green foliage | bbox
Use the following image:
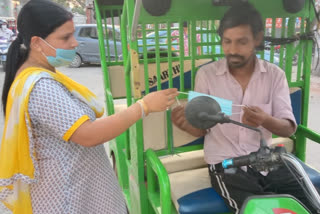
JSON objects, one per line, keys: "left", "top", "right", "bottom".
{"left": 52, "top": 0, "right": 86, "bottom": 15}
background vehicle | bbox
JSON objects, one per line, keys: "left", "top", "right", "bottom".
{"left": 94, "top": 0, "right": 320, "bottom": 213}
{"left": 70, "top": 24, "right": 122, "bottom": 68}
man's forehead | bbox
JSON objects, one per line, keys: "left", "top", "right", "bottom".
{"left": 222, "top": 25, "right": 254, "bottom": 39}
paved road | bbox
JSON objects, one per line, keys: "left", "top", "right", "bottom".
{"left": 1, "top": 65, "right": 320, "bottom": 213}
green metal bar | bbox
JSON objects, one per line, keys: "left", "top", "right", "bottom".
{"left": 210, "top": 20, "right": 215, "bottom": 56}
{"left": 297, "top": 17, "right": 305, "bottom": 81}
{"left": 179, "top": 21, "right": 185, "bottom": 91}
{"left": 146, "top": 149, "right": 172, "bottom": 214}
{"left": 120, "top": 5, "right": 132, "bottom": 106}
{"left": 126, "top": 0, "right": 140, "bottom": 99}
{"left": 166, "top": 110, "right": 174, "bottom": 154}
{"left": 111, "top": 10, "right": 118, "bottom": 61}
{"left": 94, "top": 0, "right": 114, "bottom": 115}
{"left": 295, "top": 15, "right": 313, "bottom": 162}
{"left": 103, "top": 15, "right": 112, "bottom": 62}
{"left": 295, "top": 125, "right": 320, "bottom": 161}
{"left": 284, "top": 17, "right": 295, "bottom": 83}
{"left": 126, "top": 1, "right": 150, "bottom": 213}
{"left": 293, "top": 42, "right": 302, "bottom": 82}
{"left": 120, "top": 6, "right": 128, "bottom": 59}
{"left": 167, "top": 21, "right": 173, "bottom": 89}
{"left": 301, "top": 21, "right": 312, "bottom": 127}
{"left": 120, "top": 7, "right": 132, "bottom": 167}
{"left": 155, "top": 23, "right": 162, "bottom": 90}
{"left": 123, "top": 56, "right": 132, "bottom": 160}
{"left": 112, "top": 134, "right": 130, "bottom": 188}
{"left": 206, "top": 20, "right": 210, "bottom": 55}
{"left": 279, "top": 18, "right": 286, "bottom": 69}
{"left": 270, "top": 18, "right": 276, "bottom": 63}
{"left": 142, "top": 24, "right": 150, "bottom": 94}
{"left": 297, "top": 125, "right": 320, "bottom": 145}
{"left": 260, "top": 18, "right": 266, "bottom": 60}
{"left": 190, "top": 20, "right": 196, "bottom": 89}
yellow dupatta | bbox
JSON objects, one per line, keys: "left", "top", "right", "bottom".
{"left": 0, "top": 67, "right": 104, "bottom": 213}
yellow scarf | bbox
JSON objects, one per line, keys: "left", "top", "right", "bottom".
{"left": 0, "top": 67, "right": 104, "bottom": 213}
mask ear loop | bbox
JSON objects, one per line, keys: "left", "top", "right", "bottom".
{"left": 39, "top": 37, "right": 57, "bottom": 51}
{"left": 232, "top": 104, "right": 247, "bottom": 115}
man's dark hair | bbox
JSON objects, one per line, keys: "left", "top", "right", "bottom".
{"left": 218, "top": 2, "right": 263, "bottom": 38}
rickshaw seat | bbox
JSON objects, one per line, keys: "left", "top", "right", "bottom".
{"left": 168, "top": 167, "right": 229, "bottom": 214}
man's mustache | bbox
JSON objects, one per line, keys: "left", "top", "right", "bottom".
{"left": 226, "top": 54, "right": 245, "bottom": 60}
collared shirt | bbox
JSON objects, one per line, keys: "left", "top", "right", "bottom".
{"left": 195, "top": 58, "right": 297, "bottom": 164}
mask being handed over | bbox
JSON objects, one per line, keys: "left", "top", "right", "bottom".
{"left": 41, "top": 38, "right": 76, "bottom": 67}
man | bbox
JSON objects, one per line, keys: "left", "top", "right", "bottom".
{"left": 171, "top": 3, "right": 316, "bottom": 214}
{"left": 0, "top": 20, "right": 14, "bottom": 41}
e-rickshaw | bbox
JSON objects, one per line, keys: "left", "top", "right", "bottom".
{"left": 94, "top": 0, "right": 320, "bottom": 213}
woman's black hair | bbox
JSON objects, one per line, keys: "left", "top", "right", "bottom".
{"left": 1, "top": 0, "right": 73, "bottom": 114}
{"left": 218, "top": 2, "right": 263, "bottom": 39}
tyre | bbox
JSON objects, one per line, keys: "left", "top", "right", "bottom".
{"left": 69, "top": 54, "right": 82, "bottom": 68}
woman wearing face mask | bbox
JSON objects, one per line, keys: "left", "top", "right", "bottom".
{"left": 0, "top": 0, "right": 178, "bottom": 213}
{"left": 0, "top": 20, "right": 13, "bottom": 41}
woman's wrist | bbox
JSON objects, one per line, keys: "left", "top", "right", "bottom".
{"left": 137, "top": 99, "right": 149, "bottom": 118}
{"left": 139, "top": 99, "right": 149, "bottom": 116}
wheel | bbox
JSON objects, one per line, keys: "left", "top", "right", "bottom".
{"left": 69, "top": 54, "right": 82, "bottom": 68}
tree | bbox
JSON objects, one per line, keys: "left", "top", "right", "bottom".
{"left": 52, "top": 0, "right": 86, "bottom": 15}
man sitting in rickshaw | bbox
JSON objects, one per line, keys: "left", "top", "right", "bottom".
{"left": 172, "top": 2, "right": 318, "bottom": 213}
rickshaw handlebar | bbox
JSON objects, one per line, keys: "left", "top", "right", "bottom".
{"left": 222, "top": 145, "right": 286, "bottom": 171}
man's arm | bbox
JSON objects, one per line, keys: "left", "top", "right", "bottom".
{"left": 171, "top": 105, "right": 207, "bottom": 137}
{"left": 242, "top": 106, "right": 296, "bottom": 137}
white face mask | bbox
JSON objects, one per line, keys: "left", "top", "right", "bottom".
{"left": 1, "top": 25, "right": 7, "bottom": 30}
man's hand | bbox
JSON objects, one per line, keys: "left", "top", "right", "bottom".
{"left": 171, "top": 105, "right": 190, "bottom": 131}
{"left": 242, "top": 105, "right": 296, "bottom": 137}
{"left": 171, "top": 105, "right": 207, "bottom": 137}
{"left": 242, "top": 106, "right": 270, "bottom": 127}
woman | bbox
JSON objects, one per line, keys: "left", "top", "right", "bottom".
{"left": 0, "top": 0, "right": 178, "bottom": 213}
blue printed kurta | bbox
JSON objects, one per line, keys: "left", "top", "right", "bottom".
{"left": 26, "top": 78, "right": 127, "bottom": 214}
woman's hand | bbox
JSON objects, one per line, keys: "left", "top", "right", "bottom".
{"left": 143, "top": 88, "right": 179, "bottom": 113}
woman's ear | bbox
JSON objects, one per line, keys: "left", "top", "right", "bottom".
{"left": 30, "top": 36, "right": 43, "bottom": 52}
